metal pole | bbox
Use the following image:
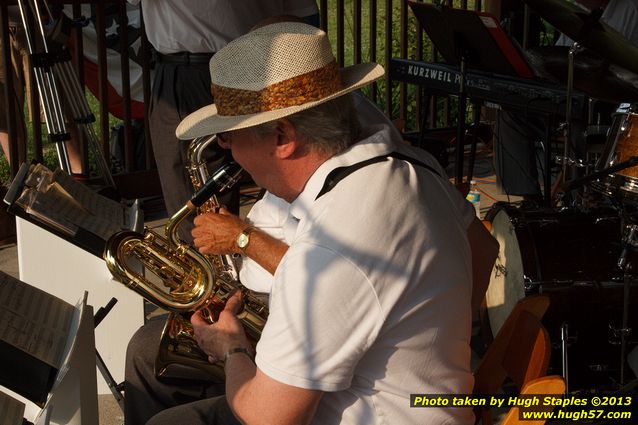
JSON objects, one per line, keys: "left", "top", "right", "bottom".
{"left": 17, "top": 0, "right": 71, "bottom": 172}
{"left": 17, "top": 0, "right": 116, "bottom": 189}
{"left": 561, "top": 322, "right": 569, "bottom": 394}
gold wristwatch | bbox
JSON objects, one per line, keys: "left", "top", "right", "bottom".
{"left": 236, "top": 226, "right": 256, "bottom": 253}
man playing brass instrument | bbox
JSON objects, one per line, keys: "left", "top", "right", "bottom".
{"left": 125, "top": 22, "right": 498, "bottom": 425}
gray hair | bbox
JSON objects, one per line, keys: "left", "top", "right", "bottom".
{"left": 251, "top": 93, "right": 361, "bottom": 157}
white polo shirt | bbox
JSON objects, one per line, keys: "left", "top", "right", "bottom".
{"left": 239, "top": 191, "right": 290, "bottom": 293}
{"left": 127, "top": 0, "right": 319, "bottom": 54}
{"left": 256, "top": 124, "right": 475, "bottom": 425}
{"left": 239, "top": 93, "right": 401, "bottom": 293}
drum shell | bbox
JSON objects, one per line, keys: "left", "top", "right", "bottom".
{"left": 593, "top": 111, "right": 638, "bottom": 202}
{"left": 485, "top": 204, "right": 637, "bottom": 389}
{"left": 486, "top": 204, "right": 623, "bottom": 294}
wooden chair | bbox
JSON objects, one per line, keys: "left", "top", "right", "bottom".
{"left": 501, "top": 375, "right": 566, "bottom": 425}
{"left": 473, "top": 295, "right": 552, "bottom": 425}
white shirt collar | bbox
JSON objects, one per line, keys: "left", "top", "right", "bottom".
{"left": 288, "top": 124, "right": 396, "bottom": 223}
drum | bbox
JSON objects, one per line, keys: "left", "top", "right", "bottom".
{"left": 485, "top": 204, "right": 637, "bottom": 389}
{"left": 592, "top": 105, "right": 638, "bottom": 203}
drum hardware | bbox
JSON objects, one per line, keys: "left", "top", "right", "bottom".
{"left": 562, "top": 155, "right": 638, "bottom": 193}
{"left": 609, "top": 324, "right": 633, "bottom": 347}
{"left": 552, "top": 41, "right": 583, "bottom": 186}
{"left": 525, "top": 46, "right": 638, "bottom": 104}
{"left": 561, "top": 322, "right": 572, "bottom": 394}
{"left": 618, "top": 225, "right": 638, "bottom": 270}
{"left": 554, "top": 155, "right": 589, "bottom": 167}
{"left": 586, "top": 125, "right": 609, "bottom": 139}
{"left": 486, "top": 203, "right": 638, "bottom": 390}
{"left": 591, "top": 108, "right": 638, "bottom": 206}
{"left": 554, "top": 121, "right": 568, "bottom": 135}
{"left": 613, "top": 223, "right": 638, "bottom": 385}
{"left": 15, "top": 0, "right": 116, "bottom": 190}
{"left": 562, "top": 42, "right": 583, "bottom": 182}
{"left": 560, "top": 320, "right": 615, "bottom": 391}
{"left": 523, "top": 0, "right": 638, "bottom": 205}
{"left": 522, "top": 0, "right": 638, "bottom": 76}
{"left": 535, "top": 43, "right": 587, "bottom": 205}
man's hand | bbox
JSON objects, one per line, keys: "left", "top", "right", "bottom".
{"left": 191, "top": 291, "right": 251, "bottom": 363}
{"left": 192, "top": 207, "right": 247, "bottom": 255}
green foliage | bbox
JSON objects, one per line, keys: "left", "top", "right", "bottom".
{"left": 1, "top": 0, "right": 482, "bottom": 184}
{"left": 324, "top": 0, "right": 479, "bottom": 131}
{"left": 0, "top": 155, "right": 8, "bottom": 184}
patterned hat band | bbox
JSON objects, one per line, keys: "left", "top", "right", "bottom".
{"left": 211, "top": 60, "right": 341, "bottom": 116}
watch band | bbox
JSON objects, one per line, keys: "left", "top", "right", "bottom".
{"left": 236, "top": 225, "right": 256, "bottom": 253}
{"left": 224, "top": 347, "right": 254, "bottom": 364}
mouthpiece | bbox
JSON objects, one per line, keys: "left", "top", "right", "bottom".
{"left": 190, "top": 162, "right": 243, "bottom": 208}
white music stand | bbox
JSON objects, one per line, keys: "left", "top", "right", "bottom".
{"left": 39, "top": 293, "right": 99, "bottom": 425}
{"left": 16, "top": 217, "right": 144, "bottom": 395}
{"left": 1, "top": 292, "right": 98, "bottom": 425}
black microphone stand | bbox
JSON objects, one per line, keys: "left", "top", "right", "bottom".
{"left": 453, "top": 37, "right": 470, "bottom": 185}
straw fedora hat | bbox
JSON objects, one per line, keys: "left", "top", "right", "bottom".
{"left": 176, "top": 22, "right": 384, "bottom": 140}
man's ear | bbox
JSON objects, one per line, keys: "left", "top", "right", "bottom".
{"left": 274, "top": 118, "right": 300, "bottom": 159}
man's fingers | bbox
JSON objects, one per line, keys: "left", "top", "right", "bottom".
{"left": 193, "top": 214, "right": 205, "bottom": 225}
{"left": 190, "top": 310, "right": 207, "bottom": 327}
{"left": 225, "top": 291, "right": 244, "bottom": 314}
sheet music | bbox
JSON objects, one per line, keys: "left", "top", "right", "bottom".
{"left": 16, "top": 187, "right": 80, "bottom": 237}
{"left": 25, "top": 183, "right": 122, "bottom": 240}
{"left": 0, "top": 390, "right": 26, "bottom": 425}
{"left": 53, "top": 170, "right": 123, "bottom": 223}
{"left": 0, "top": 271, "right": 74, "bottom": 368}
{"left": 12, "top": 164, "right": 129, "bottom": 241}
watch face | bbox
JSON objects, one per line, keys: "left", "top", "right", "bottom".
{"left": 237, "top": 232, "right": 250, "bottom": 249}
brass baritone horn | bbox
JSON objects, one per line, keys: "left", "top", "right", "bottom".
{"left": 104, "top": 155, "right": 267, "bottom": 380}
{"left": 105, "top": 161, "right": 242, "bottom": 311}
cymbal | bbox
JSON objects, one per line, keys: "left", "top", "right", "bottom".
{"left": 523, "top": 0, "right": 638, "bottom": 74}
{"left": 526, "top": 46, "right": 638, "bottom": 103}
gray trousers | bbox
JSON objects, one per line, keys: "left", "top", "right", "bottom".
{"left": 124, "top": 318, "right": 241, "bottom": 425}
{"left": 149, "top": 61, "right": 239, "bottom": 242}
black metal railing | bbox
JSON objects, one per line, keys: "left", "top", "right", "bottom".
{"left": 0, "top": 0, "right": 477, "bottom": 197}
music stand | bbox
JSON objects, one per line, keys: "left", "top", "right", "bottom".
{"left": 409, "top": 2, "right": 535, "bottom": 184}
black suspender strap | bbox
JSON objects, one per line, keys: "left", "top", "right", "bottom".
{"left": 315, "top": 151, "right": 442, "bottom": 200}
